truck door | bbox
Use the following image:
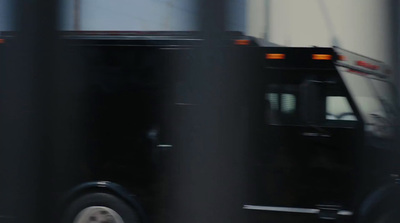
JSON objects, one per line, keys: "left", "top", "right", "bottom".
{"left": 245, "top": 69, "right": 361, "bottom": 221}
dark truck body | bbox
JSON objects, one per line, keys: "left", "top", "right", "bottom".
{"left": 245, "top": 46, "right": 400, "bottom": 223}
{"left": 0, "top": 31, "right": 399, "bottom": 223}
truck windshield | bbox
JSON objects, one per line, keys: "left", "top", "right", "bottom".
{"left": 339, "top": 67, "right": 398, "bottom": 137}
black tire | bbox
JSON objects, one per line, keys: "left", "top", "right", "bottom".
{"left": 62, "top": 192, "right": 141, "bottom": 223}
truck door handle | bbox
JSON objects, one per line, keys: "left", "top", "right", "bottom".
{"left": 302, "top": 132, "right": 331, "bottom": 138}
{"left": 157, "top": 144, "right": 173, "bottom": 151}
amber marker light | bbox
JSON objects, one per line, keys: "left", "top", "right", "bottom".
{"left": 312, "top": 54, "right": 332, "bottom": 60}
{"left": 234, "top": 39, "right": 251, "bottom": 45}
{"left": 266, "top": 53, "right": 285, "bottom": 59}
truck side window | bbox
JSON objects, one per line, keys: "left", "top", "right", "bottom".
{"left": 281, "top": 94, "right": 296, "bottom": 114}
{"left": 266, "top": 93, "right": 279, "bottom": 110}
{"left": 326, "top": 96, "right": 357, "bottom": 121}
{"left": 265, "top": 91, "right": 297, "bottom": 125}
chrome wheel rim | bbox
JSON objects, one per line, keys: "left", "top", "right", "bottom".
{"left": 73, "top": 206, "right": 124, "bottom": 223}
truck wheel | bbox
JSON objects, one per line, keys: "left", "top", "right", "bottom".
{"left": 63, "top": 192, "right": 141, "bottom": 223}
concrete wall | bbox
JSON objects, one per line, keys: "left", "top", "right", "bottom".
{"left": 60, "top": 0, "right": 197, "bottom": 31}
{"left": 0, "top": 0, "right": 12, "bottom": 31}
{"left": 227, "top": 0, "right": 247, "bottom": 32}
{"left": 247, "top": 0, "right": 392, "bottom": 64}
{"left": 59, "top": 0, "right": 246, "bottom": 32}
{"left": 0, "top": 1, "right": 246, "bottom": 32}
{"left": 246, "top": 0, "right": 268, "bottom": 40}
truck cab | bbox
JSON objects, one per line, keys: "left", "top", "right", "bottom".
{"left": 244, "top": 46, "right": 400, "bottom": 223}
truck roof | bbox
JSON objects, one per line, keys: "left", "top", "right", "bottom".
{"left": 0, "top": 30, "right": 260, "bottom": 46}
{"left": 0, "top": 31, "right": 392, "bottom": 80}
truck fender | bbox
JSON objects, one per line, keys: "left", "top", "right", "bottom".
{"left": 357, "top": 183, "right": 400, "bottom": 222}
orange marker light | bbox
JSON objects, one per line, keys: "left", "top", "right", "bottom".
{"left": 312, "top": 54, "right": 332, "bottom": 60}
{"left": 338, "top": 55, "right": 347, "bottom": 61}
{"left": 0, "top": 39, "right": 4, "bottom": 44}
{"left": 266, "top": 53, "right": 285, "bottom": 59}
{"left": 234, "top": 39, "right": 250, "bottom": 45}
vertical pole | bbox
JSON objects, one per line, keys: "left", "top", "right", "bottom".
{"left": 392, "top": 0, "right": 399, "bottom": 90}
{"left": 390, "top": 0, "right": 400, "bottom": 155}
{"left": 265, "top": 0, "right": 270, "bottom": 41}
{"left": 74, "top": 0, "right": 81, "bottom": 30}
{"left": 0, "top": 0, "right": 59, "bottom": 223}
{"left": 168, "top": 1, "right": 246, "bottom": 223}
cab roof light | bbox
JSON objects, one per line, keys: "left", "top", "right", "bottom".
{"left": 266, "top": 53, "right": 285, "bottom": 59}
{"left": 234, "top": 39, "right": 250, "bottom": 45}
{"left": 0, "top": 39, "right": 4, "bottom": 44}
{"left": 312, "top": 54, "right": 332, "bottom": 60}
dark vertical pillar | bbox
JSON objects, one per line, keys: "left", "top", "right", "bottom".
{"left": 393, "top": 0, "right": 400, "bottom": 91}
{"left": 0, "top": 0, "right": 59, "bottom": 223}
{"left": 390, "top": 0, "right": 400, "bottom": 162}
{"left": 168, "top": 1, "right": 246, "bottom": 223}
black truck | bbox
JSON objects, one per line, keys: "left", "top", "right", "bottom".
{"left": 0, "top": 31, "right": 399, "bottom": 223}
